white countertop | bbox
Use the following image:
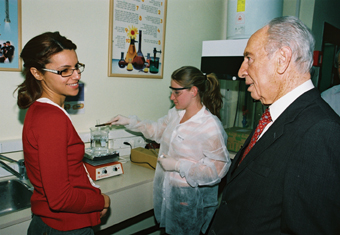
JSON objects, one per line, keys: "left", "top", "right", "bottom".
{"left": 0, "top": 161, "right": 155, "bottom": 231}
{"left": 0, "top": 151, "right": 236, "bottom": 232}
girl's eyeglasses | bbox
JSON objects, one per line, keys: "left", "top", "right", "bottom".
{"left": 169, "top": 86, "right": 190, "bottom": 97}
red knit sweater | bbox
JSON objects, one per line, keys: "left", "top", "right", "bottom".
{"left": 22, "top": 101, "right": 104, "bottom": 231}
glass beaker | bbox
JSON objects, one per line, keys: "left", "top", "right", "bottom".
{"left": 90, "top": 126, "right": 109, "bottom": 157}
{"left": 132, "top": 30, "right": 146, "bottom": 70}
{"left": 150, "top": 57, "right": 159, "bottom": 73}
{"left": 118, "top": 52, "right": 126, "bottom": 68}
{"left": 125, "top": 38, "right": 137, "bottom": 64}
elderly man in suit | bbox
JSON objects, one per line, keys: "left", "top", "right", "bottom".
{"left": 208, "top": 16, "right": 340, "bottom": 235}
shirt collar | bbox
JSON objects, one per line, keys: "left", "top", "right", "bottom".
{"left": 178, "top": 105, "right": 207, "bottom": 124}
{"left": 269, "top": 79, "right": 314, "bottom": 122}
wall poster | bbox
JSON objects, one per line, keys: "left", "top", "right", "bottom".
{"left": 0, "top": 0, "right": 21, "bottom": 72}
{"left": 65, "top": 83, "right": 85, "bottom": 115}
{"left": 108, "top": 0, "right": 167, "bottom": 78}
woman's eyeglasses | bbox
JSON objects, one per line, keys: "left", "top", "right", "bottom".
{"left": 42, "top": 63, "right": 85, "bottom": 77}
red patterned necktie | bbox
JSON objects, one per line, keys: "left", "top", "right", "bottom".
{"left": 239, "top": 108, "right": 272, "bottom": 165}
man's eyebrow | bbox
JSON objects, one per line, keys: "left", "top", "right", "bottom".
{"left": 244, "top": 52, "right": 250, "bottom": 57}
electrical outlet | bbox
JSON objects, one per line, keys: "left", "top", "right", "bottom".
{"left": 112, "top": 137, "right": 131, "bottom": 149}
{"left": 109, "top": 136, "right": 146, "bottom": 158}
{"left": 134, "top": 136, "right": 146, "bottom": 148}
{"left": 112, "top": 136, "right": 145, "bottom": 149}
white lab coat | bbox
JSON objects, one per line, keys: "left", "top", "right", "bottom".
{"left": 126, "top": 106, "right": 231, "bottom": 235}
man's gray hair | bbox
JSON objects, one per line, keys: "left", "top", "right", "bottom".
{"left": 265, "top": 16, "right": 315, "bottom": 74}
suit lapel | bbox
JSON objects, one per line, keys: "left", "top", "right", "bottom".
{"left": 229, "top": 123, "right": 284, "bottom": 180}
{"left": 227, "top": 88, "right": 320, "bottom": 183}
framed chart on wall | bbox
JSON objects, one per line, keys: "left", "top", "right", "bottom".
{"left": 0, "top": 0, "right": 22, "bottom": 72}
{"left": 108, "top": 0, "right": 167, "bottom": 78}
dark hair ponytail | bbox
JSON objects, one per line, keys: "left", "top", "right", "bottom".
{"left": 171, "top": 66, "right": 223, "bottom": 119}
{"left": 203, "top": 73, "right": 223, "bottom": 119}
{"left": 15, "top": 31, "right": 77, "bottom": 109}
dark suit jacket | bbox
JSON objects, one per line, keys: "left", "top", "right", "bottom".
{"left": 209, "top": 88, "right": 340, "bottom": 235}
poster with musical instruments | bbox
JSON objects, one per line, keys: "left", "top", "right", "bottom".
{"left": 108, "top": 0, "right": 167, "bottom": 78}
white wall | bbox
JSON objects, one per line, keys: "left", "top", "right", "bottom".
{"left": 2, "top": 0, "right": 336, "bottom": 151}
{"left": 0, "top": 0, "right": 225, "bottom": 145}
{"left": 282, "top": 0, "right": 315, "bottom": 29}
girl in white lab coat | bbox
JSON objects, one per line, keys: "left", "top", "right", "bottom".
{"left": 110, "top": 66, "right": 231, "bottom": 235}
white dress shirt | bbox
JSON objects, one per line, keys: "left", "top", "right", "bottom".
{"left": 259, "top": 79, "right": 315, "bottom": 140}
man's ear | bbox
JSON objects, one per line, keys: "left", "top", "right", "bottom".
{"left": 277, "top": 46, "right": 292, "bottom": 74}
{"left": 30, "top": 67, "right": 44, "bottom": 81}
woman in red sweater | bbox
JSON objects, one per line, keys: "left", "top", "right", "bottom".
{"left": 15, "top": 32, "right": 110, "bottom": 234}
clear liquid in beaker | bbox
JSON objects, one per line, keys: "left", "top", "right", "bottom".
{"left": 90, "top": 127, "right": 109, "bottom": 157}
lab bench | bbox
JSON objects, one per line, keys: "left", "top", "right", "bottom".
{"left": 0, "top": 151, "right": 236, "bottom": 234}
{"left": 0, "top": 161, "right": 156, "bottom": 234}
